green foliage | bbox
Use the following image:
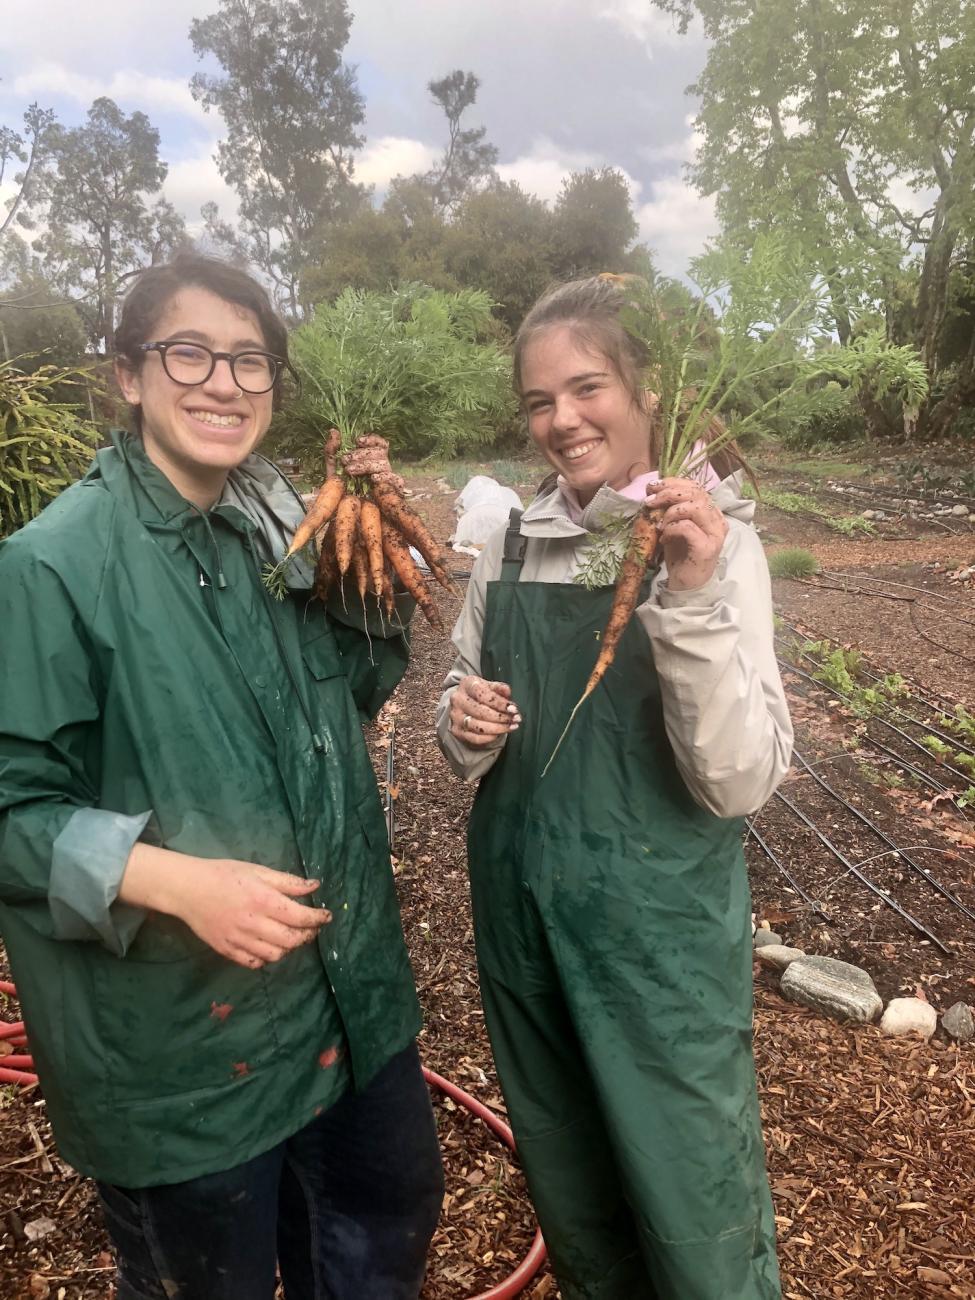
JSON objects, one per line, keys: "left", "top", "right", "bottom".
{"left": 26, "top": 98, "right": 185, "bottom": 349}
{"left": 0, "top": 357, "right": 101, "bottom": 537}
{"left": 420, "top": 71, "right": 499, "bottom": 214}
{"left": 766, "top": 547, "right": 819, "bottom": 579}
{"left": 572, "top": 515, "right": 635, "bottom": 590}
{"left": 921, "top": 734, "right": 953, "bottom": 760}
{"left": 758, "top": 485, "right": 876, "bottom": 535}
{"left": 937, "top": 706, "right": 975, "bottom": 747}
{"left": 271, "top": 284, "right": 517, "bottom": 465}
{"left": 552, "top": 168, "right": 640, "bottom": 279}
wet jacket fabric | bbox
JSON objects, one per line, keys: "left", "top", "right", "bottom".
{"left": 435, "top": 480, "right": 788, "bottom": 1298}
{"left": 0, "top": 433, "right": 420, "bottom": 1187}
{"left": 437, "top": 473, "right": 793, "bottom": 816}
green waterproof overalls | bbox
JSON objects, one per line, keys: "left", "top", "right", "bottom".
{"left": 466, "top": 516, "right": 781, "bottom": 1300}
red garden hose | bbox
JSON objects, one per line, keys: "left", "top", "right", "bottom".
{"left": 422, "top": 1067, "right": 547, "bottom": 1299}
{"left": 0, "top": 983, "right": 546, "bottom": 1297}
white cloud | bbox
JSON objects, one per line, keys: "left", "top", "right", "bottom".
{"left": 162, "top": 152, "right": 238, "bottom": 236}
{"left": 9, "top": 63, "right": 213, "bottom": 128}
{"left": 596, "top": 0, "right": 686, "bottom": 54}
{"left": 497, "top": 138, "right": 643, "bottom": 206}
{"left": 635, "top": 176, "right": 718, "bottom": 277}
{"left": 354, "top": 136, "right": 439, "bottom": 191}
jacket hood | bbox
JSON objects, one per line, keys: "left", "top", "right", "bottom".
{"left": 520, "top": 470, "right": 755, "bottom": 540}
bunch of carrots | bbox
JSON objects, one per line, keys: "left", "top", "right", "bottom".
{"left": 272, "top": 429, "right": 452, "bottom": 629}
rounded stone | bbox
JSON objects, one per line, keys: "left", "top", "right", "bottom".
{"left": 753, "top": 929, "right": 783, "bottom": 949}
{"left": 880, "top": 997, "right": 937, "bottom": 1040}
{"left": 754, "top": 944, "right": 805, "bottom": 972}
{"left": 780, "top": 955, "right": 882, "bottom": 1024}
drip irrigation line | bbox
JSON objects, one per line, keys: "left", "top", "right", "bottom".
{"left": 908, "top": 600, "right": 975, "bottom": 666}
{"left": 777, "top": 617, "right": 974, "bottom": 748}
{"left": 744, "top": 819, "right": 830, "bottom": 917}
{"left": 777, "top": 656, "right": 975, "bottom": 786}
{"left": 791, "top": 749, "right": 975, "bottom": 927}
{"left": 773, "top": 789, "right": 951, "bottom": 954}
{"left": 818, "top": 570, "right": 971, "bottom": 609}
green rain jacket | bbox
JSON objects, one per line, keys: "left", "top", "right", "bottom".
{"left": 0, "top": 433, "right": 420, "bottom": 1187}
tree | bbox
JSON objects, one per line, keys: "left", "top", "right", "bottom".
{"left": 0, "top": 99, "right": 56, "bottom": 245}
{"left": 421, "top": 71, "right": 498, "bottom": 214}
{"left": 190, "top": 0, "right": 367, "bottom": 317}
{"left": 651, "top": 0, "right": 975, "bottom": 435}
{"left": 442, "top": 180, "right": 557, "bottom": 331}
{"left": 552, "top": 168, "right": 640, "bottom": 279}
{"left": 27, "top": 98, "right": 185, "bottom": 351}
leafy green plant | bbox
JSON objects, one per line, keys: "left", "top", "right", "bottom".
{"left": 758, "top": 485, "right": 876, "bottom": 535}
{"left": 959, "top": 786, "right": 975, "bottom": 810}
{"left": 938, "top": 705, "right": 975, "bottom": 747}
{"left": 767, "top": 547, "right": 819, "bottom": 578}
{"left": 269, "top": 284, "right": 517, "bottom": 464}
{"left": 1, "top": 357, "right": 102, "bottom": 538}
{"left": 920, "top": 734, "right": 952, "bottom": 759}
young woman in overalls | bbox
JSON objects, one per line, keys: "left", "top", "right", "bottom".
{"left": 437, "top": 275, "right": 792, "bottom": 1299}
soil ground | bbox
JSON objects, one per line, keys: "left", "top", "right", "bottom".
{"left": 1, "top": 446, "right": 974, "bottom": 1299}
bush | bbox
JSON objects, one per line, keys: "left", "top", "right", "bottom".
{"left": 780, "top": 383, "right": 865, "bottom": 449}
{"left": 0, "top": 359, "right": 102, "bottom": 538}
{"left": 269, "top": 283, "right": 518, "bottom": 466}
{"left": 767, "top": 547, "right": 819, "bottom": 578}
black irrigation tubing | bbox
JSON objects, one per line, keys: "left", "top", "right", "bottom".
{"left": 790, "top": 749, "right": 975, "bottom": 927}
{"left": 780, "top": 660, "right": 975, "bottom": 811}
{"left": 815, "top": 572, "right": 975, "bottom": 631}
{"left": 776, "top": 616, "right": 975, "bottom": 733}
{"left": 744, "top": 818, "right": 830, "bottom": 918}
{"left": 773, "top": 788, "right": 952, "bottom": 955}
{"left": 776, "top": 653, "right": 975, "bottom": 784}
{"left": 908, "top": 600, "right": 975, "bottom": 667}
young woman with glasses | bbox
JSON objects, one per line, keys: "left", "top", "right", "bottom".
{"left": 0, "top": 253, "right": 443, "bottom": 1299}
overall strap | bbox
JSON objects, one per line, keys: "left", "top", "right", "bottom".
{"left": 499, "top": 508, "right": 526, "bottom": 582}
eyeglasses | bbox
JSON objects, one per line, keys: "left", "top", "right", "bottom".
{"left": 140, "top": 340, "right": 287, "bottom": 394}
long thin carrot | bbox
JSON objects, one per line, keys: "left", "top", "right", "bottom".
{"left": 333, "top": 493, "right": 361, "bottom": 577}
{"left": 359, "top": 497, "right": 385, "bottom": 595}
{"left": 351, "top": 531, "right": 370, "bottom": 606}
{"left": 315, "top": 523, "right": 339, "bottom": 603}
{"left": 541, "top": 508, "right": 660, "bottom": 777}
{"left": 289, "top": 476, "right": 344, "bottom": 556}
{"left": 381, "top": 521, "right": 443, "bottom": 630}
{"left": 371, "top": 480, "right": 453, "bottom": 591}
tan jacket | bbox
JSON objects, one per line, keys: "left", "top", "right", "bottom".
{"left": 435, "top": 474, "right": 793, "bottom": 818}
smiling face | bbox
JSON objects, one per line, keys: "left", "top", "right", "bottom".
{"left": 520, "top": 324, "right": 654, "bottom": 507}
{"left": 114, "top": 285, "right": 275, "bottom": 509}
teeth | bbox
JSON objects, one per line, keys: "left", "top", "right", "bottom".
{"left": 563, "top": 441, "right": 600, "bottom": 461}
{"left": 188, "top": 410, "right": 243, "bottom": 428}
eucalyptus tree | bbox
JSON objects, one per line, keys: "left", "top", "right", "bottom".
{"left": 190, "top": 0, "right": 367, "bottom": 318}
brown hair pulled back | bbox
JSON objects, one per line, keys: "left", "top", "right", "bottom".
{"left": 114, "top": 253, "right": 291, "bottom": 431}
{"left": 513, "top": 274, "right": 749, "bottom": 485}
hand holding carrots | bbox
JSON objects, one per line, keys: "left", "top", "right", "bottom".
{"left": 449, "top": 676, "right": 521, "bottom": 747}
{"left": 645, "top": 477, "right": 727, "bottom": 592}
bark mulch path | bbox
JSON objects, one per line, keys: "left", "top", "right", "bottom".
{"left": 1, "top": 469, "right": 973, "bottom": 1299}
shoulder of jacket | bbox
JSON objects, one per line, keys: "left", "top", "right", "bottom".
{"left": 0, "top": 480, "right": 118, "bottom": 592}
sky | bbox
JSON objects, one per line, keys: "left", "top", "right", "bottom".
{"left": 0, "top": 0, "right": 717, "bottom": 277}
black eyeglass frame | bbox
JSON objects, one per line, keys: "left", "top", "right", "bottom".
{"left": 139, "top": 340, "right": 296, "bottom": 395}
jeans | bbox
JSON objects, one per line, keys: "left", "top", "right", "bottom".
{"left": 96, "top": 1043, "right": 444, "bottom": 1300}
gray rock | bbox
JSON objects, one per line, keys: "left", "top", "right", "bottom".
{"left": 755, "top": 944, "right": 805, "bottom": 971}
{"left": 880, "top": 997, "right": 937, "bottom": 1040}
{"left": 780, "top": 955, "right": 882, "bottom": 1024}
{"left": 942, "top": 1002, "right": 975, "bottom": 1042}
{"left": 753, "top": 929, "right": 783, "bottom": 949}
{"left": 950, "top": 503, "right": 969, "bottom": 517}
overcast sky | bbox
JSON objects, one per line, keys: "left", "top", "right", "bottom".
{"left": 0, "top": 0, "right": 716, "bottom": 276}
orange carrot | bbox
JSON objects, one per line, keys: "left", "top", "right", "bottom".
{"left": 333, "top": 493, "right": 361, "bottom": 577}
{"left": 314, "top": 524, "right": 339, "bottom": 603}
{"left": 359, "top": 497, "right": 385, "bottom": 595}
{"left": 585, "top": 509, "right": 660, "bottom": 696}
{"left": 380, "top": 567, "right": 397, "bottom": 622}
{"left": 371, "top": 480, "right": 453, "bottom": 590}
{"left": 381, "top": 521, "right": 443, "bottom": 630}
{"left": 351, "top": 530, "right": 370, "bottom": 606}
{"left": 541, "top": 508, "right": 660, "bottom": 777}
{"left": 289, "top": 476, "right": 345, "bottom": 557}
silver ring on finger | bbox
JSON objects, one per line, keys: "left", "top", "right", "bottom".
{"left": 463, "top": 713, "right": 474, "bottom": 732}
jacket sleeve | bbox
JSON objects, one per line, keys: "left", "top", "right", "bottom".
{"left": 435, "top": 528, "right": 509, "bottom": 782}
{"left": 0, "top": 538, "right": 148, "bottom": 954}
{"left": 638, "top": 520, "right": 794, "bottom": 817}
